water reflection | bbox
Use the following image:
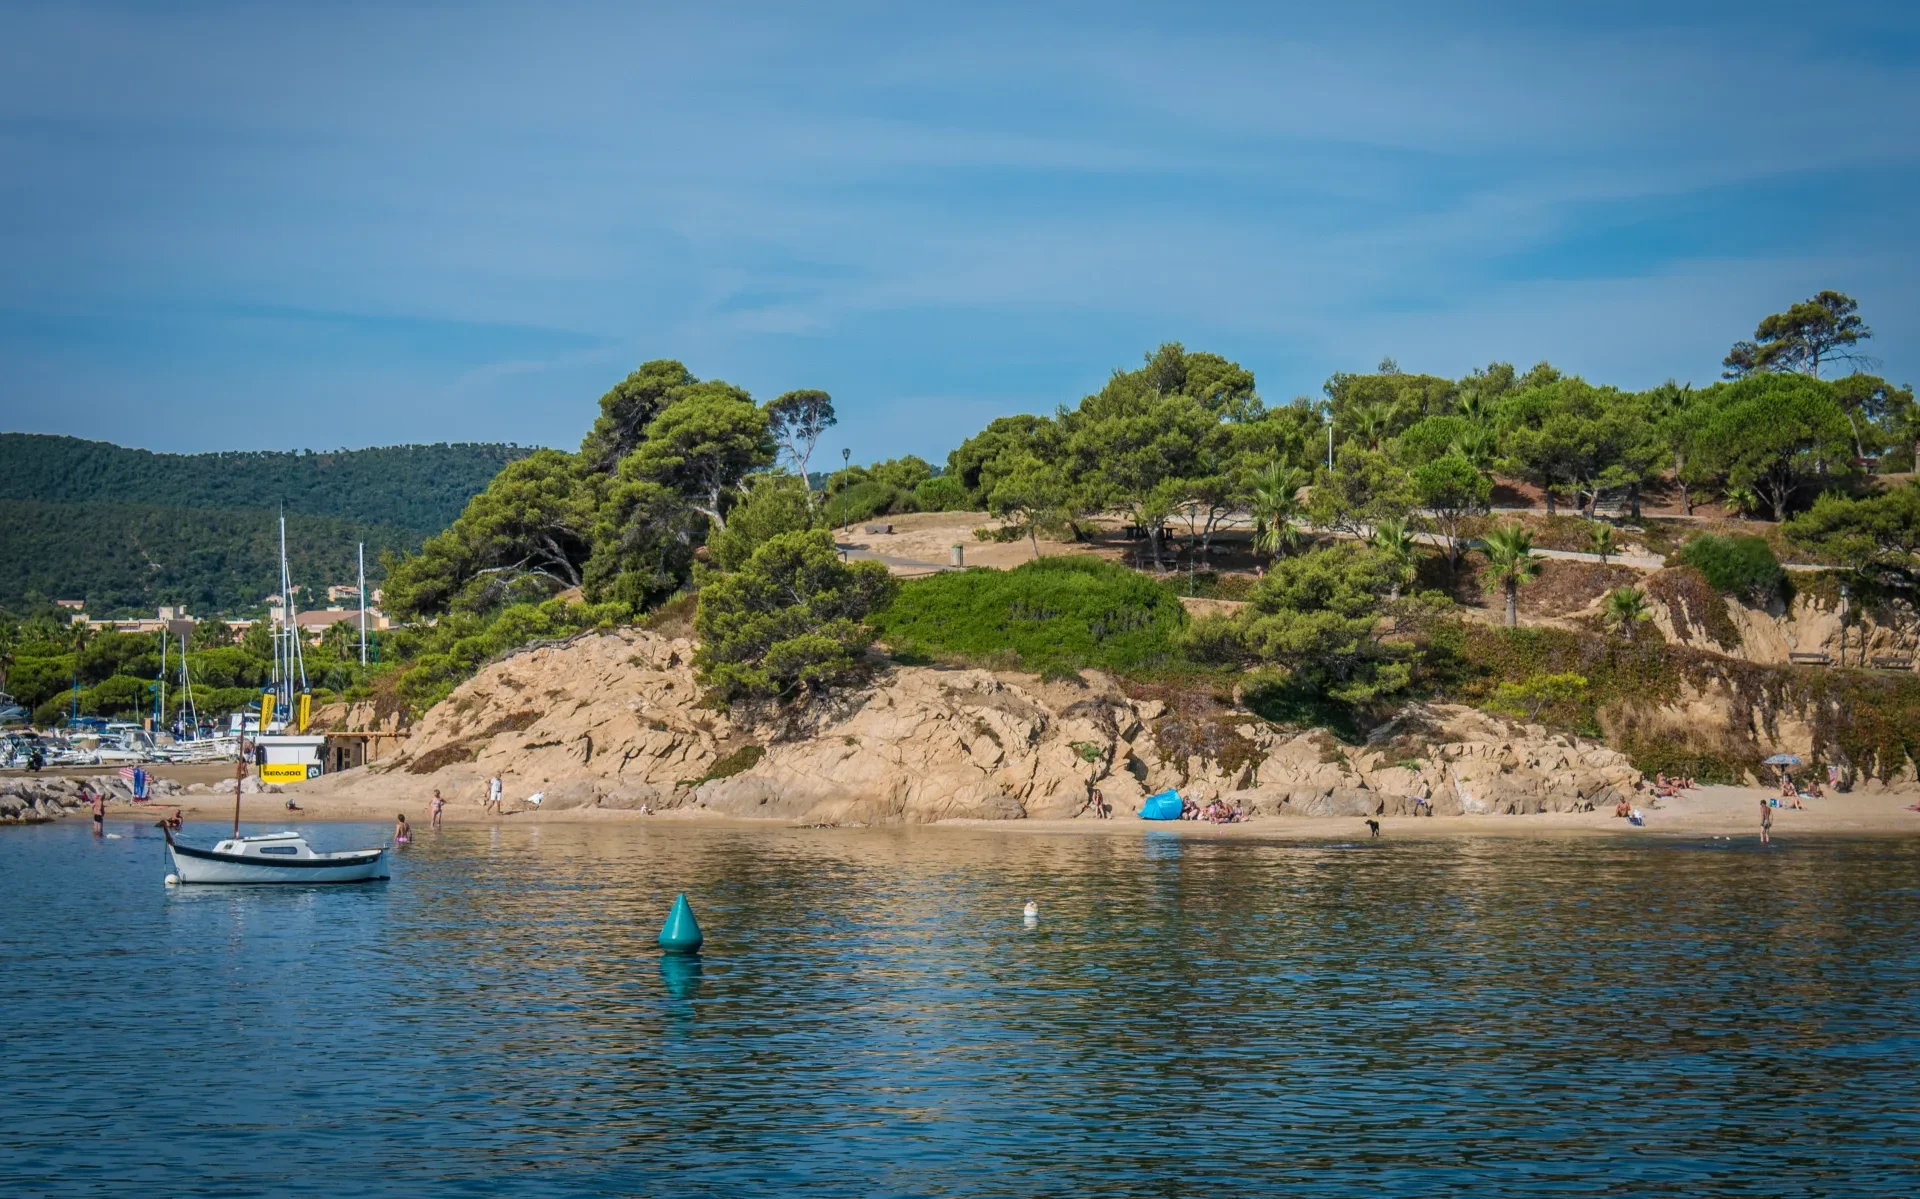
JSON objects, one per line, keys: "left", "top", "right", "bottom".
{"left": 659, "top": 953, "right": 703, "bottom": 999}
{"left": 2, "top": 820, "right": 1917, "bottom": 1196}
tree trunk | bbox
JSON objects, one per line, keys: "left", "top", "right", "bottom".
{"left": 1029, "top": 527, "right": 1043, "bottom": 559}
{"left": 1629, "top": 481, "right": 1642, "bottom": 522}
{"left": 1543, "top": 487, "right": 1556, "bottom": 516}
{"left": 1844, "top": 410, "right": 1865, "bottom": 462}
{"left": 1506, "top": 581, "right": 1518, "bottom": 628}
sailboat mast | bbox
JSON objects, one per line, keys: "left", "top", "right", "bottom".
{"left": 158, "top": 628, "right": 167, "bottom": 729}
{"left": 179, "top": 629, "right": 197, "bottom": 732}
{"left": 278, "top": 513, "right": 291, "bottom": 717}
{"left": 358, "top": 542, "right": 367, "bottom": 666}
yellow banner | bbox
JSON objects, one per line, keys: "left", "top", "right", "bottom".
{"left": 297, "top": 693, "right": 311, "bottom": 732}
{"left": 262, "top": 762, "right": 314, "bottom": 784}
{"left": 260, "top": 692, "right": 276, "bottom": 731}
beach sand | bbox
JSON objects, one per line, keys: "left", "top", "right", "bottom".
{"left": 48, "top": 778, "right": 1920, "bottom": 840}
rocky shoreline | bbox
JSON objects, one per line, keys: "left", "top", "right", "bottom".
{"left": 0, "top": 773, "right": 185, "bottom": 824}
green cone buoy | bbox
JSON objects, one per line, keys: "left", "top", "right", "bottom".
{"left": 658, "top": 892, "right": 704, "bottom": 954}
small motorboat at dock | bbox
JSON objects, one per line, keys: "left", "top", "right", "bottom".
{"left": 163, "top": 828, "right": 389, "bottom": 884}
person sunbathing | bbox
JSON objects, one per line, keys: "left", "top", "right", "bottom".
{"left": 1615, "top": 799, "right": 1633, "bottom": 819}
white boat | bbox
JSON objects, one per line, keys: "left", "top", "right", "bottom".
{"left": 164, "top": 828, "right": 389, "bottom": 884}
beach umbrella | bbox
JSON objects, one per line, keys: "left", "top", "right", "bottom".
{"left": 1763, "top": 753, "right": 1803, "bottom": 766}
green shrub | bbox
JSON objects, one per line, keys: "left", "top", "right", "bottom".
{"left": 830, "top": 480, "right": 909, "bottom": 525}
{"left": 1487, "top": 672, "right": 1588, "bottom": 722}
{"left": 871, "top": 556, "right": 1186, "bottom": 674}
{"left": 912, "top": 475, "right": 970, "bottom": 512}
{"left": 974, "top": 525, "right": 1025, "bottom": 542}
{"left": 1673, "top": 534, "right": 1785, "bottom": 603}
{"left": 691, "top": 743, "right": 764, "bottom": 784}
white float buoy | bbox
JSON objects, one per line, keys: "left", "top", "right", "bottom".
{"left": 1023, "top": 900, "right": 1038, "bottom": 918}
{"left": 164, "top": 874, "right": 180, "bottom": 886}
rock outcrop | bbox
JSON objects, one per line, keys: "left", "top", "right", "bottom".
{"left": 303, "top": 629, "right": 1666, "bottom": 823}
{"left": 0, "top": 773, "right": 192, "bottom": 823}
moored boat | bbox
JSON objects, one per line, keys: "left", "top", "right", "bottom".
{"left": 163, "top": 828, "right": 389, "bottom": 884}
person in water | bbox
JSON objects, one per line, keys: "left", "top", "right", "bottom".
{"left": 429, "top": 789, "right": 446, "bottom": 829}
{"left": 395, "top": 813, "right": 411, "bottom": 843}
{"left": 88, "top": 785, "right": 105, "bottom": 837}
{"left": 165, "top": 808, "right": 183, "bottom": 831}
{"left": 1760, "top": 798, "right": 1772, "bottom": 844}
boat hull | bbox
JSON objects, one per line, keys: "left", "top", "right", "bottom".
{"left": 167, "top": 843, "right": 389, "bottom": 884}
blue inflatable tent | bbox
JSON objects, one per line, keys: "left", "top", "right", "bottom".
{"left": 1139, "top": 789, "right": 1183, "bottom": 820}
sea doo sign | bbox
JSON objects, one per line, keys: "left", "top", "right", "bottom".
{"left": 257, "top": 733, "right": 326, "bottom": 783}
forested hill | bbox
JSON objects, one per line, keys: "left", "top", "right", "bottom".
{"left": 0, "top": 436, "right": 530, "bottom": 616}
{"left": 0, "top": 435, "right": 530, "bottom": 530}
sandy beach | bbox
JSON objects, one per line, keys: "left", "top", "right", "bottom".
{"left": 27, "top": 769, "right": 1917, "bottom": 840}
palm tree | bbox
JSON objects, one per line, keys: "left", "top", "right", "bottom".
{"left": 1450, "top": 426, "right": 1498, "bottom": 474}
{"left": 1368, "top": 516, "right": 1417, "bottom": 599}
{"left": 1248, "top": 462, "right": 1301, "bottom": 562}
{"left": 1351, "top": 405, "right": 1392, "bottom": 451}
{"left": 1586, "top": 523, "right": 1616, "bottom": 565}
{"left": 1603, "top": 586, "right": 1653, "bottom": 641}
{"left": 1478, "top": 524, "right": 1541, "bottom": 628}
{"left": 1723, "top": 485, "right": 1759, "bottom": 521}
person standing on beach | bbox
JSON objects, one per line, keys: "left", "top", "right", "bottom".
{"left": 429, "top": 789, "right": 445, "bottom": 830}
{"left": 485, "top": 776, "right": 503, "bottom": 816}
{"left": 1760, "top": 798, "right": 1773, "bottom": 845}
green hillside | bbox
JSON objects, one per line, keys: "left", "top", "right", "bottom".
{"left": 0, "top": 436, "right": 530, "bottom": 615}
{"left": 0, "top": 435, "right": 528, "bottom": 529}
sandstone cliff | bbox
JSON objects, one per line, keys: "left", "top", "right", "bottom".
{"left": 302, "top": 629, "right": 1661, "bottom": 823}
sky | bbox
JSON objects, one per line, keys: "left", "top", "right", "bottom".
{"left": 2, "top": 0, "right": 1918, "bottom": 465}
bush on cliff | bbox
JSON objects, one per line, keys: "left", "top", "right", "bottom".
{"left": 694, "top": 530, "right": 897, "bottom": 712}
{"left": 376, "top": 596, "right": 632, "bottom": 714}
{"left": 871, "top": 555, "right": 1185, "bottom": 675}
{"left": 1181, "top": 543, "right": 1423, "bottom": 706}
{"left": 1673, "top": 534, "right": 1785, "bottom": 604}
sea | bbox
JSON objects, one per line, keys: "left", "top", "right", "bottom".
{"left": 2, "top": 819, "right": 1916, "bottom": 1197}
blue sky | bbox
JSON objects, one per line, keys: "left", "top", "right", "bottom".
{"left": 3, "top": 0, "right": 1918, "bottom": 465}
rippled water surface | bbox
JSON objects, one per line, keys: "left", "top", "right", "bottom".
{"left": 3, "top": 820, "right": 1918, "bottom": 1196}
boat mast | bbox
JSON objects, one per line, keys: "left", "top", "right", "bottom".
{"left": 178, "top": 627, "right": 198, "bottom": 733}
{"left": 358, "top": 542, "right": 367, "bottom": 666}
{"left": 276, "top": 512, "right": 308, "bottom": 723}
{"left": 157, "top": 628, "right": 167, "bottom": 729}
